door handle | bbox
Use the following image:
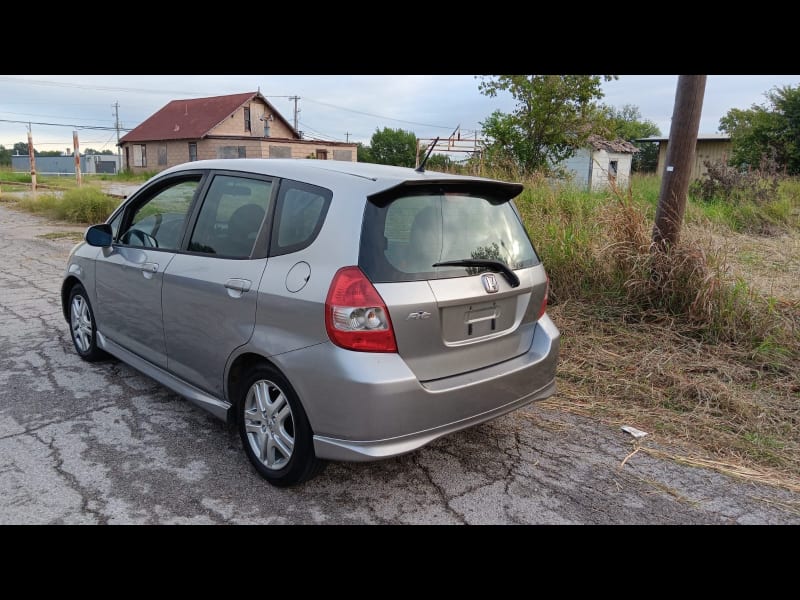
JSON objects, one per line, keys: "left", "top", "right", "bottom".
{"left": 224, "top": 278, "right": 252, "bottom": 294}
{"left": 141, "top": 262, "right": 159, "bottom": 279}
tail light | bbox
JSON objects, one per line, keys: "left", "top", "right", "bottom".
{"left": 325, "top": 266, "right": 397, "bottom": 353}
{"left": 537, "top": 274, "right": 549, "bottom": 319}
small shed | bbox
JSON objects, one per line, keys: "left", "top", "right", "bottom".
{"left": 636, "top": 133, "right": 732, "bottom": 181}
{"left": 560, "top": 135, "right": 639, "bottom": 191}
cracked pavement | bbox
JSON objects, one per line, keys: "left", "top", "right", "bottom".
{"left": 1, "top": 202, "right": 798, "bottom": 524}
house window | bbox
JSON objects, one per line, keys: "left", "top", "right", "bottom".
{"left": 244, "top": 107, "right": 251, "bottom": 132}
{"left": 217, "top": 146, "right": 246, "bottom": 159}
{"left": 333, "top": 149, "right": 353, "bottom": 161}
{"left": 609, "top": 160, "right": 618, "bottom": 178}
{"left": 315, "top": 149, "right": 328, "bottom": 160}
{"left": 269, "top": 145, "right": 291, "bottom": 158}
{"left": 157, "top": 144, "right": 167, "bottom": 166}
{"left": 132, "top": 144, "right": 146, "bottom": 168}
{"left": 188, "top": 142, "right": 197, "bottom": 162}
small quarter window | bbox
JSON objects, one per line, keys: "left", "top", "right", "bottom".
{"left": 270, "top": 180, "right": 331, "bottom": 256}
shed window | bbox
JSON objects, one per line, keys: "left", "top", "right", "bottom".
{"left": 609, "top": 160, "right": 618, "bottom": 177}
{"left": 157, "top": 144, "right": 167, "bottom": 166}
{"left": 244, "top": 107, "right": 251, "bottom": 132}
{"left": 188, "top": 142, "right": 197, "bottom": 162}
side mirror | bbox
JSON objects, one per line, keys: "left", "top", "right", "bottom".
{"left": 85, "top": 223, "right": 113, "bottom": 247}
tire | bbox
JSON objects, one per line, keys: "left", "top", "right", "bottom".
{"left": 68, "top": 283, "right": 108, "bottom": 362}
{"left": 237, "top": 364, "right": 326, "bottom": 487}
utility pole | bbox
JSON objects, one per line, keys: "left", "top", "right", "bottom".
{"left": 653, "top": 75, "right": 707, "bottom": 248}
{"left": 345, "top": 132, "right": 350, "bottom": 143}
{"left": 289, "top": 96, "right": 300, "bottom": 132}
{"left": 73, "top": 130, "right": 82, "bottom": 186}
{"left": 113, "top": 101, "right": 121, "bottom": 174}
{"left": 27, "top": 123, "right": 36, "bottom": 194}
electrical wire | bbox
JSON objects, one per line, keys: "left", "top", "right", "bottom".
{"left": 303, "top": 97, "right": 456, "bottom": 130}
{"left": 0, "top": 118, "right": 131, "bottom": 131}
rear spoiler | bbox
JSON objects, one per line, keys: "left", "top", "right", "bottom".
{"left": 367, "top": 179, "right": 524, "bottom": 207}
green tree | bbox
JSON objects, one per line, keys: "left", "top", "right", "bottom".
{"left": 478, "top": 75, "right": 616, "bottom": 173}
{"left": 0, "top": 145, "right": 10, "bottom": 166}
{"left": 356, "top": 142, "right": 374, "bottom": 163}
{"left": 37, "top": 150, "right": 64, "bottom": 157}
{"left": 13, "top": 142, "right": 29, "bottom": 156}
{"left": 600, "top": 104, "right": 661, "bottom": 172}
{"left": 368, "top": 127, "right": 417, "bottom": 167}
{"left": 719, "top": 84, "right": 800, "bottom": 175}
{"left": 84, "top": 148, "right": 115, "bottom": 155}
{"left": 424, "top": 153, "right": 454, "bottom": 171}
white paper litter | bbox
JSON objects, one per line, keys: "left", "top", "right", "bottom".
{"left": 621, "top": 425, "right": 648, "bottom": 439}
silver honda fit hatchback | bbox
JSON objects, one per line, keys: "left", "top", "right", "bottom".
{"left": 62, "top": 159, "right": 560, "bottom": 486}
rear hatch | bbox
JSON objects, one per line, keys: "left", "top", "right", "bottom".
{"left": 359, "top": 181, "right": 548, "bottom": 382}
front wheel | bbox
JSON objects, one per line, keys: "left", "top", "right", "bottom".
{"left": 237, "top": 365, "right": 326, "bottom": 487}
{"left": 68, "top": 284, "right": 108, "bottom": 362}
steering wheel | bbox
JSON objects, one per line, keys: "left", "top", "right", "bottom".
{"left": 126, "top": 229, "right": 159, "bottom": 248}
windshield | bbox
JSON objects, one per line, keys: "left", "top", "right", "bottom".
{"left": 359, "top": 190, "right": 539, "bottom": 283}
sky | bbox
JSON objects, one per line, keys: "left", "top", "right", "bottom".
{"left": 1, "top": 75, "right": 799, "bottom": 155}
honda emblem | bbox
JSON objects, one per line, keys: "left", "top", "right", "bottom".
{"left": 482, "top": 273, "right": 499, "bottom": 293}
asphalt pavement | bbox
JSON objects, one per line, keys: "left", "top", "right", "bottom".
{"left": 1, "top": 202, "right": 797, "bottom": 524}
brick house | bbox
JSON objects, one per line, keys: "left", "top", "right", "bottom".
{"left": 119, "top": 91, "right": 357, "bottom": 173}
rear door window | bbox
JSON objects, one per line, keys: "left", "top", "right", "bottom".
{"left": 360, "top": 190, "right": 539, "bottom": 283}
{"left": 188, "top": 174, "right": 272, "bottom": 258}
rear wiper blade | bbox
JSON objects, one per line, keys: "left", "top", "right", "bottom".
{"left": 432, "top": 259, "right": 520, "bottom": 288}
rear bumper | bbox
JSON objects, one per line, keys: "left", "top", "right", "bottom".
{"left": 274, "top": 314, "right": 560, "bottom": 462}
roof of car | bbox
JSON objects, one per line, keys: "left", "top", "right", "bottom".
{"left": 157, "top": 159, "right": 520, "bottom": 197}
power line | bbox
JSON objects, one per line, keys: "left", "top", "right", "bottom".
{"left": 3, "top": 76, "right": 468, "bottom": 134}
{"left": 1, "top": 77, "right": 301, "bottom": 104}
{"left": 297, "top": 121, "right": 342, "bottom": 142}
{"left": 0, "top": 76, "right": 203, "bottom": 97}
{"left": 0, "top": 109, "right": 118, "bottom": 124}
{"left": 303, "top": 97, "right": 456, "bottom": 130}
{"left": 28, "top": 140, "right": 113, "bottom": 145}
{"left": 0, "top": 117, "right": 132, "bottom": 131}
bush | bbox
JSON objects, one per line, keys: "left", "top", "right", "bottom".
{"left": 688, "top": 157, "right": 797, "bottom": 234}
{"left": 691, "top": 156, "right": 781, "bottom": 206}
{"left": 17, "top": 187, "right": 119, "bottom": 224}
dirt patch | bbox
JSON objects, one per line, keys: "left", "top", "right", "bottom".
{"left": 701, "top": 225, "right": 800, "bottom": 303}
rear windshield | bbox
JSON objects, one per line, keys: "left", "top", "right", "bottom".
{"left": 359, "top": 190, "right": 539, "bottom": 283}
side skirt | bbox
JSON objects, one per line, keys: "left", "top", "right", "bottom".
{"left": 96, "top": 331, "right": 231, "bottom": 421}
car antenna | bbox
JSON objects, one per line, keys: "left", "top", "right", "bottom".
{"left": 415, "top": 137, "right": 439, "bottom": 173}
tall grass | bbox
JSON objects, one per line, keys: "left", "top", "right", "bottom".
{"left": 512, "top": 173, "right": 798, "bottom": 367}
{"left": 0, "top": 168, "right": 32, "bottom": 184}
{"left": 687, "top": 166, "right": 800, "bottom": 234}
{"left": 17, "top": 187, "right": 120, "bottom": 224}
